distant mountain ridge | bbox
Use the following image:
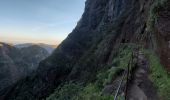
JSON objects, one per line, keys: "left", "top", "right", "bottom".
{"left": 0, "top": 42, "right": 50, "bottom": 94}
{"left": 15, "top": 43, "right": 57, "bottom": 54}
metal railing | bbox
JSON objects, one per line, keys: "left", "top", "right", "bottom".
{"left": 114, "top": 51, "right": 134, "bottom": 100}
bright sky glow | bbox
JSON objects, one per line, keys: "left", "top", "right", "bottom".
{"left": 0, "top": 0, "right": 85, "bottom": 45}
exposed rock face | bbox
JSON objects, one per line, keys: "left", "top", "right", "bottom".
{"left": 1, "top": 0, "right": 160, "bottom": 100}
{"left": 155, "top": 1, "right": 170, "bottom": 71}
{"left": 0, "top": 43, "right": 49, "bottom": 95}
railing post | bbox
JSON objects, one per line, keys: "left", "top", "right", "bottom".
{"left": 125, "top": 59, "right": 130, "bottom": 100}
{"left": 125, "top": 52, "right": 133, "bottom": 100}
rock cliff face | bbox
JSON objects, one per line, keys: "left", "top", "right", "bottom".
{"left": 0, "top": 43, "right": 49, "bottom": 96}
{"left": 2, "top": 0, "right": 169, "bottom": 99}
{"left": 154, "top": 0, "right": 170, "bottom": 71}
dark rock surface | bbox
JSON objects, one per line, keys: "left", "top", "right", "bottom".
{"left": 155, "top": 1, "right": 170, "bottom": 71}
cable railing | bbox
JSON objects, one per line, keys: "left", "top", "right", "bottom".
{"left": 113, "top": 49, "right": 135, "bottom": 100}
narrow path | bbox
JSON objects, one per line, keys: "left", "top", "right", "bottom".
{"left": 127, "top": 51, "right": 159, "bottom": 100}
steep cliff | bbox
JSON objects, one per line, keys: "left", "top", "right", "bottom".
{"left": 153, "top": 0, "right": 170, "bottom": 71}
{"left": 2, "top": 0, "right": 170, "bottom": 100}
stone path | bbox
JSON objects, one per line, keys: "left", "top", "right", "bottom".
{"left": 127, "top": 51, "right": 159, "bottom": 100}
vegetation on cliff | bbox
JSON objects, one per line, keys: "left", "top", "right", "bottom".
{"left": 146, "top": 0, "right": 170, "bottom": 98}
{"left": 147, "top": 0, "right": 167, "bottom": 30}
{"left": 46, "top": 83, "right": 114, "bottom": 100}
{"left": 143, "top": 49, "right": 170, "bottom": 100}
{"left": 46, "top": 45, "right": 133, "bottom": 100}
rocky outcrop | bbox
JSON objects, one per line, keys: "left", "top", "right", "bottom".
{"left": 154, "top": 1, "right": 170, "bottom": 71}
{"left": 68, "top": 0, "right": 152, "bottom": 82}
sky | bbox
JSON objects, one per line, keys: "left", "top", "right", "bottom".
{"left": 0, "top": 0, "right": 85, "bottom": 45}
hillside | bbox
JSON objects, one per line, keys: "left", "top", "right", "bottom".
{"left": 15, "top": 43, "right": 56, "bottom": 54}
{"left": 0, "top": 43, "right": 24, "bottom": 91}
{"left": 2, "top": 0, "right": 170, "bottom": 100}
{"left": 19, "top": 45, "right": 50, "bottom": 70}
{"left": 0, "top": 42, "right": 50, "bottom": 97}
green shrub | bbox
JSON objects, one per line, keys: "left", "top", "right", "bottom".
{"left": 78, "top": 84, "right": 114, "bottom": 100}
{"left": 46, "top": 83, "right": 82, "bottom": 100}
{"left": 104, "top": 67, "right": 124, "bottom": 85}
{"left": 142, "top": 49, "right": 170, "bottom": 100}
{"left": 46, "top": 83, "right": 114, "bottom": 100}
{"left": 109, "top": 45, "right": 132, "bottom": 80}
{"left": 96, "top": 69, "right": 110, "bottom": 89}
{"left": 147, "top": 0, "right": 167, "bottom": 31}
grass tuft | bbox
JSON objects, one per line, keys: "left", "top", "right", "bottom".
{"left": 142, "top": 49, "right": 170, "bottom": 100}
{"left": 147, "top": 0, "right": 167, "bottom": 31}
